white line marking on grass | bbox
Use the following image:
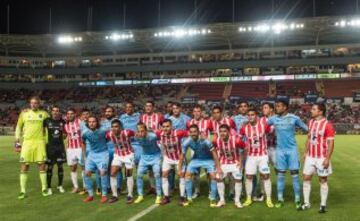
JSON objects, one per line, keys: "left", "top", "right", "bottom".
{"left": 127, "top": 172, "right": 207, "bottom": 221}
{"left": 127, "top": 204, "right": 159, "bottom": 221}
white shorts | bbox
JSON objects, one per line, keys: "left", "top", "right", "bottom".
{"left": 111, "top": 153, "right": 134, "bottom": 169}
{"left": 216, "top": 164, "right": 242, "bottom": 180}
{"left": 268, "top": 147, "right": 276, "bottom": 166}
{"left": 162, "top": 156, "right": 185, "bottom": 172}
{"left": 303, "top": 157, "right": 332, "bottom": 177}
{"left": 245, "top": 155, "right": 270, "bottom": 175}
{"left": 66, "top": 148, "right": 82, "bottom": 166}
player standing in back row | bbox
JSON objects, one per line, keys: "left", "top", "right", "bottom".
{"left": 301, "top": 103, "right": 335, "bottom": 213}
{"left": 267, "top": 100, "right": 308, "bottom": 209}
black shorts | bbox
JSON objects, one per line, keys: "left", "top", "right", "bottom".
{"left": 46, "top": 145, "right": 66, "bottom": 165}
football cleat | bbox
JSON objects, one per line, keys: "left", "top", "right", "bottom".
{"left": 178, "top": 197, "right": 186, "bottom": 206}
{"left": 71, "top": 187, "right": 79, "bottom": 193}
{"left": 79, "top": 189, "right": 88, "bottom": 195}
{"left": 319, "top": 206, "right": 327, "bottom": 214}
{"left": 100, "top": 196, "right": 108, "bottom": 203}
{"left": 42, "top": 189, "right": 49, "bottom": 197}
{"left": 234, "top": 202, "right": 243, "bottom": 208}
{"left": 96, "top": 188, "right": 101, "bottom": 196}
{"left": 192, "top": 191, "right": 200, "bottom": 199}
{"left": 57, "top": 186, "right": 65, "bottom": 193}
{"left": 155, "top": 196, "right": 162, "bottom": 204}
{"left": 243, "top": 197, "right": 253, "bottom": 207}
{"left": 134, "top": 196, "right": 144, "bottom": 204}
{"left": 275, "top": 200, "right": 284, "bottom": 208}
{"left": 83, "top": 196, "right": 94, "bottom": 203}
{"left": 210, "top": 199, "right": 217, "bottom": 208}
{"left": 295, "top": 201, "right": 302, "bottom": 210}
{"left": 18, "top": 192, "right": 26, "bottom": 200}
{"left": 47, "top": 188, "right": 53, "bottom": 196}
{"left": 182, "top": 199, "right": 192, "bottom": 207}
{"left": 216, "top": 201, "right": 226, "bottom": 208}
{"left": 266, "top": 199, "right": 274, "bottom": 208}
{"left": 126, "top": 196, "right": 134, "bottom": 204}
{"left": 108, "top": 196, "right": 118, "bottom": 204}
{"left": 300, "top": 203, "right": 311, "bottom": 211}
{"left": 160, "top": 196, "right": 171, "bottom": 205}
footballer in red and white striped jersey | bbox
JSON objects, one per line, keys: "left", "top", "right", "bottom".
{"left": 155, "top": 119, "right": 189, "bottom": 161}
{"left": 64, "top": 118, "right": 82, "bottom": 149}
{"left": 187, "top": 105, "right": 212, "bottom": 137}
{"left": 260, "top": 116, "right": 276, "bottom": 148}
{"left": 306, "top": 118, "right": 335, "bottom": 159}
{"left": 140, "top": 101, "right": 164, "bottom": 131}
{"left": 240, "top": 114, "right": 271, "bottom": 157}
{"left": 211, "top": 105, "right": 236, "bottom": 135}
{"left": 213, "top": 130, "right": 244, "bottom": 165}
{"left": 106, "top": 129, "right": 135, "bottom": 157}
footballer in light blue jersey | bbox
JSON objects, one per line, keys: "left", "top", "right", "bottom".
{"left": 133, "top": 123, "right": 162, "bottom": 204}
{"left": 267, "top": 100, "right": 308, "bottom": 209}
{"left": 232, "top": 101, "right": 249, "bottom": 133}
{"left": 168, "top": 103, "right": 191, "bottom": 130}
{"left": 179, "top": 124, "right": 221, "bottom": 207}
{"left": 119, "top": 102, "right": 142, "bottom": 164}
{"left": 81, "top": 116, "right": 109, "bottom": 201}
{"left": 100, "top": 106, "right": 122, "bottom": 192}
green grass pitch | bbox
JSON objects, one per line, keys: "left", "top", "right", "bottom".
{"left": 0, "top": 135, "right": 359, "bottom": 221}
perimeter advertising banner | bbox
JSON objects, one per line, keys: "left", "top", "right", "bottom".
{"left": 353, "top": 92, "right": 360, "bottom": 102}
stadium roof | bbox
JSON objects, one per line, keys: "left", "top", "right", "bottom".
{"left": 0, "top": 16, "right": 360, "bottom": 57}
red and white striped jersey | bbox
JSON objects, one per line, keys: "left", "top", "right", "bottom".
{"left": 64, "top": 118, "right": 82, "bottom": 149}
{"left": 106, "top": 129, "right": 135, "bottom": 156}
{"left": 307, "top": 118, "right": 335, "bottom": 158}
{"left": 140, "top": 113, "right": 164, "bottom": 131}
{"left": 213, "top": 135, "right": 244, "bottom": 164}
{"left": 240, "top": 121, "right": 271, "bottom": 157}
{"left": 260, "top": 116, "right": 276, "bottom": 148}
{"left": 210, "top": 117, "right": 236, "bottom": 135}
{"left": 186, "top": 118, "right": 213, "bottom": 137}
{"left": 155, "top": 130, "right": 188, "bottom": 160}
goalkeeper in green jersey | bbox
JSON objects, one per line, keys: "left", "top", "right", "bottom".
{"left": 15, "top": 96, "right": 49, "bottom": 199}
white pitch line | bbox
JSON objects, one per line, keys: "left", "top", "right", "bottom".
{"left": 127, "top": 204, "right": 159, "bottom": 221}
{"left": 127, "top": 172, "right": 207, "bottom": 221}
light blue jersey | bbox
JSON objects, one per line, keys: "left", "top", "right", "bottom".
{"left": 182, "top": 137, "right": 214, "bottom": 160}
{"left": 135, "top": 132, "right": 161, "bottom": 155}
{"left": 232, "top": 114, "right": 248, "bottom": 133}
{"left": 119, "top": 112, "right": 141, "bottom": 131}
{"left": 169, "top": 113, "right": 191, "bottom": 130}
{"left": 81, "top": 127, "right": 108, "bottom": 153}
{"left": 101, "top": 118, "right": 116, "bottom": 152}
{"left": 164, "top": 113, "right": 171, "bottom": 119}
{"left": 267, "top": 113, "right": 308, "bottom": 150}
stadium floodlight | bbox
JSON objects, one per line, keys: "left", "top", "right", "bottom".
{"left": 105, "top": 32, "right": 134, "bottom": 41}
{"left": 238, "top": 22, "right": 303, "bottom": 34}
{"left": 335, "top": 18, "right": 360, "bottom": 28}
{"left": 154, "top": 27, "right": 212, "bottom": 38}
{"left": 57, "top": 35, "right": 82, "bottom": 44}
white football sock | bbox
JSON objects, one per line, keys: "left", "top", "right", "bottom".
{"left": 162, "top": 177, "right": 169, "bottom": 197}
{"left": 179, "top": 178, "right": 185, "bottom": 197}
{"left": 110, "top": 176, "right": 118, "bottom": 197}
{"left": 263, "top": 179, "right": 272, "bottom": 199}
{"left": 245, "top": 178, "right": 253, "bottom": 198}
{"left": 303, "top": 180, "right": 311, "bottom": 205}
{"left": 217, "top": 181, "right": 225, "bottom": 202}
{"left": 127, "top": 176, "right": 134, "bottom": 197}
{"left": 235, "top": 182, "right": 242, "bottom": 203}
{"left": 320, "top": 182, "right": 328, "bottom": 206}
{"left": 71, "top": 172, "right": 78, "bottom": 189}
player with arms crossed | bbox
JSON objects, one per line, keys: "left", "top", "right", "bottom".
{"left": 43, "top": 105, "right": 66, "bottom": 195}
{"left": 267, "top": 100, "right": 308, "bottom": 209}
{"left": 301, "top": 103, "right": 335, "bottom": 213}
{"left": 106, "top": 119, "right": 136, "bottom": 204}
{"left": 15, "top": 96, "right": 49, "bottom": 199}
{"left": 213, "top": 124, "right": 245, "bottom": 208}
{"left": 179, "top": 124, "right": 221, "bottom": 208}
{"left": 82, "top": 116, "right": 109, "bottom": 203}
{"left": 240, "top": 109, "right": 274, "bottom": 208}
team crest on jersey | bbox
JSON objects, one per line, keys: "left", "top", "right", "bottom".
{"left": 39, "top": 114, "right": 43, "bottom": 118}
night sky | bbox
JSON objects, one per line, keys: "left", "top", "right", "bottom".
{"left": 0, "top": 0, "right": 358, "bottom": 34}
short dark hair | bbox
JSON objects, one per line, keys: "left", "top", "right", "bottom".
{"left": 81, "top": 108, "right": 90, "bottom": 113}
{"left": 212, "top": 105, "right": 222, "bottom": 112}
{"left": 67, "top": 108, "right": 76, "bottom": 113}
{"left": 145, "top": 101, "right": 155, "bottom": 106}
{"left": 105, "top": 105, "right": 115, "bottom": 112}
{"left": 189, "top": 124, "right": 199, "bottom": 131}
{"left": 162, "top": 119, "right": 172, "bottom": 126}
{"left": 125, "top": 102, "right": 134, "bottom": 107}
{"left": 248, "top": 108, "right": 258, "bottom": 115}
{"left": 172, "top": 102, "right": 181, "bottom": 108}
{"left": 193, "top": 104, "right": 203, "bottom": 110}
{"left": 51, "top": 105, "right": 60, "bottom": 111}
{"left": 262, "top": 102, "right": 274, "bottom": 109}
{"left": 276, "top": 99, "right": 289, "bottom": 108}
{"left": 111, "top": 119, "right": 123, "bottom": 128}
{"left": 29, "top": 96, "right": 40, "bottom": 102}
{"left": 314, "top": 103, "right": 326, "bottom": 115}
{"left": 238, "top": 101, "right": 249, "bottom": 107}
{"left": 137, "top": 122, "right": 147, "bottom": 130}
{"left": 219, "top": 124, "right": 230, "bottom": 131}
